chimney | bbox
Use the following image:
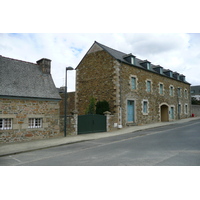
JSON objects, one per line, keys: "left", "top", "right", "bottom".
{"left": 37, "top": 58, "right": 51, "bottom": 74}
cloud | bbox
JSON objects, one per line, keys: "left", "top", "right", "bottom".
{"left": 1, "top": 33, "right": 200, "bottom": 91}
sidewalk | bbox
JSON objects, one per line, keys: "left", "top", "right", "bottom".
{"left": 0, "top": 117, "right": 199, "bottom": 157}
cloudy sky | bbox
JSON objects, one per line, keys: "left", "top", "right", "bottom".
{"left": 1, "top": 33, "right": 200, "bottom": 91}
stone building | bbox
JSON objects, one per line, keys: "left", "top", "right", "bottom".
{"left": 76, "top": 41, "right": 191, "bottom": 128}
{"left": 0, "top": 56, "right": 61, "bottom": 143}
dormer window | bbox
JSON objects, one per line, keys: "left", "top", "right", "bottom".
{"left": 164, "top": 70, "right": 173, "bottom": 78}
{"left": 123, "top": 54, "right": 136, "bottom": 65}
{"left": 173, "top": 72, "right": 180, "bottom": 80}
{"left": 153, "top": 65, "right": 163, "bottom": 74}
{"left": 140, "top": 60, "right": 151, "bottom": 70}
{"left": 131, "top": 56, "right": 135, "bottom": 65}
{"left": 147, "top": 62, "right": 150, "bottom": 70}
{"left": 180, "top": 75, "right": 185, "bottom": 82}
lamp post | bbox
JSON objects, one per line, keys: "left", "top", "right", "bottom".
{"left": 64, "top": 66, "right": 74, "bottom": 137}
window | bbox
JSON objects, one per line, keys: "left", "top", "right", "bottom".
{"left": 184, "top": 89, "right": 188, "bottom": 99}
{"left": 28, "top": 118, "right": 42, "bottom": 128}
{"left": 159, "top": 83, "right": 163, "bottom": 95}
{"left": 142, "top": 100, "right": 148, "bottom": 114}
{"left": 0, "top": 118, "right": 12, "bottom": 130}
{"left": 146, "top": 80, "right": 151, "bottom": 92}
{"left": 131, "top": 57, "right": 135, "bottom": 65}
{"left": 131, "top": 77, "right": 136, "bottom": 90}
{"left": 170, "top": 107, "right": 174, "bottom": 119}
{"left": 185, "top": 104, "right": 188, "bottom": 114}
{"left": 178, "top": 88, "right": 181, "bottom": 97}
{"left": 170, "top": 86, "right": 174, "bottom": 96}
{"left": 147, "top": 63, "right": 150, "bottom": 70}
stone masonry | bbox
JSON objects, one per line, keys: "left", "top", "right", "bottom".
{"left": 0, "top": 98, "right": 61, "bottom": 143}
{"left": 76, "top": 42, "right": 191, "bottom": 129}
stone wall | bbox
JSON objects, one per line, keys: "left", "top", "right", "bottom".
{"left": 191, "top": 105, "right": 200, "bottom": 117}
{"left": 76, "top": 49, "right": 117, "bottom": 117}
{"left": 0, "top": 98, "right": 61, "bottom": 143}
{"left": 120, "top": 63, "right": 191, "bottom": 126}
{"left": 76, "top": 46, "right": 191, "bottom": 129}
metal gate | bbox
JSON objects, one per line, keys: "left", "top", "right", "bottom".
{"left": 78, "top": 114, "right": 106, "bottom": 134}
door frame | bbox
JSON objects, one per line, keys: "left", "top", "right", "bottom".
{"left": 126, "top": 99, "right": 136, "bottom": 124}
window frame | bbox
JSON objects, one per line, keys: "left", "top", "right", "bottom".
{"left": 28, "top": 118, "right": 42, "bottom": 129}
{"left": 146, "top": 80, "right": 152, "bottom": 93}
{"left": 130, "top": 75, "right": 137, "bottom": 90}
{"left": 0, "top": 118, "right": 12, "bottom": 130}
{"left": 142, "top": 100, "right": 149, "bottom": 115}
{"left": 159, "top": 83, "right": 164, "bottom": 95}
{"left": 169, "top": 85, "right": 174, "bottom": 96}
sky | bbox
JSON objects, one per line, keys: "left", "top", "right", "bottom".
{"left": 1, "top": 33, "right": 200, "bottom": 91}
{"left": 1, "top": 1, "right": 200, "bottom": 198}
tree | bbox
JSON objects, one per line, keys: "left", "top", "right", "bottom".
{"left": 85, "top": 97, "right": 96, "bottom": 114}
{"left": 96, "top": 100, "right": 110, "bottom": 115}
{"left": 191, "top": 97, "right": 200, "bottom": 105}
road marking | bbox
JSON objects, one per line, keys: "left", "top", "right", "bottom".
{"left": 9, "top": 156, "right": 21, "bottom": 163}
{"left": 12, "top": 120, "right": 200, "bottom": 166}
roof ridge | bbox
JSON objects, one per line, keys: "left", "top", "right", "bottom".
{"left": 1, "top": 55, "right": 37, "bottom": 65}
{"left": 95, "top": 41, "right": 127, "bottom": 55}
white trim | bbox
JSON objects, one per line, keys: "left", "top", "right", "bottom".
{"left": 146, "top": 79, "right": 152, "bottom": 93}
{"left": 0, "top": 118, "right": 12, "bottom": 130}
{"left": 169, "top": 85, "right": 174, "bottom": 96}
{"left": 130, "top": 75, "right": 138, "bottom": 91}
{"left": 158, "top": 82, "right": 164, "bottom": 95}
{"left": 142, "top": 99, "right": 149, "bottom": 115}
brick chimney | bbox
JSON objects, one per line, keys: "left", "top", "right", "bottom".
{"left": 37, "top": 58, "right": 51, "bottom": 74}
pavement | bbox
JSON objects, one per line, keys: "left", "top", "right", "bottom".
{"left": 0, "top": 117, "right": 200, "bottom": 157}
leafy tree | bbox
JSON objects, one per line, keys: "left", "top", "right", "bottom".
{"left": 85, "top": 97, "right": 96, "bottom": 114}
{"left": 96, "top": 100, "right": 110, "bottom": 115}
{"left": 191, "top": 97, "right": 200, "bottom": 105}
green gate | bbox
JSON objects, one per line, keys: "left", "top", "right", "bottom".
{"left": 78, "top": 114, "right": 106, "bottom": 134}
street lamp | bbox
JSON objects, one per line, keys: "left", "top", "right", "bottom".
{"left": 64, "top": 66, "right": 74, "bottom": 137}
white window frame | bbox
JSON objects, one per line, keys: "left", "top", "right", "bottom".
{"left": 178, "top": 87, "right": 182, "bottom": 97}
{"left": 169, "top": 106, "right": 175, "bottom": 120}
{"left": 169, "top": 85, "right": 174, "bottom": 96}
{"left": 159, "top": 83, "right": 164, "bottom": 95}
{"left": 142, "top": 100, "right": 149, "bottom": 115}
{"left": 146, "top": 80, "right": 152, "bottom": 93}
{"left": 184, "top": 89, "right": 188, "bottom": 99}
{"left": 184, "top": 104, "right": 188, "bottom": 114}
{"left": 0, "top": 118, "right": 12, "bottom": 130}
{"left": 130, "top": 75, "right": 137, "bottom": 90}
{"left": 28, "top": 118, "right": 42, "bottom": 129}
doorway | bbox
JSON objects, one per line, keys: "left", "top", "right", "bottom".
{"left": 161, "top": 105, "right": 169, "bottom": 122}
{"left": 127, "top": 100, "right": 135, "bottom": 122}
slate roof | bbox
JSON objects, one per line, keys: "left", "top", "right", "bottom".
{"left": 95, "top": 41, "right": 189, "bottom": 84}
{"left": 0, "top": 56, "right": 61, "bottom": 100}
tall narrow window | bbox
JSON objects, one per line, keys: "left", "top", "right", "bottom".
{"left": 131, "top": 57, "right": 135, "bottom": 65}
{"left": 184, "top": 89, "right": 188, "bottom": 99}
{"left": 170, "top": 86, "right": 174, "bottom": 96}
{"left": 146, "top": 80, "right": 151, "bottom": 92}
{"left": 142, "top": 100, "right": 148, "bottom": 114}
{"left": 185, "top": 104, "right": 188, "bottom": 114}
{"left": 178, "top": 88, "right": 181, "bottom": 97}
{"left": 131, "top": 77, "right": 136, "bottom": 90}
{"left": 170, "top": 107, "right": 174, "bottom": 119}
{"left": 0, "top": 118, "right": 12, "bottom": 130}
{"left": 159, "top": 83, "right": 163, "bottom": 94}
{"left": 147, "top": 63, "right": 150, "bottom": 70}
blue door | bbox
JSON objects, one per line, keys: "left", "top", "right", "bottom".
{"left": 127, "top": 100, "right": 135, "bottom": 122}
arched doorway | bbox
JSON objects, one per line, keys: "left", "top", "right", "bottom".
{"left": 161, "top": 104, "right": 169, "bottom": 122}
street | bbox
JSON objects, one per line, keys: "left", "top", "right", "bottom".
{"left": 1, "top": 119, "right": 200, "bottom": 166}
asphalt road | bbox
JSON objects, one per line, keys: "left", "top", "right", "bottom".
{"left": 1, "top": 119, "right": 200, "bottom": 166}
